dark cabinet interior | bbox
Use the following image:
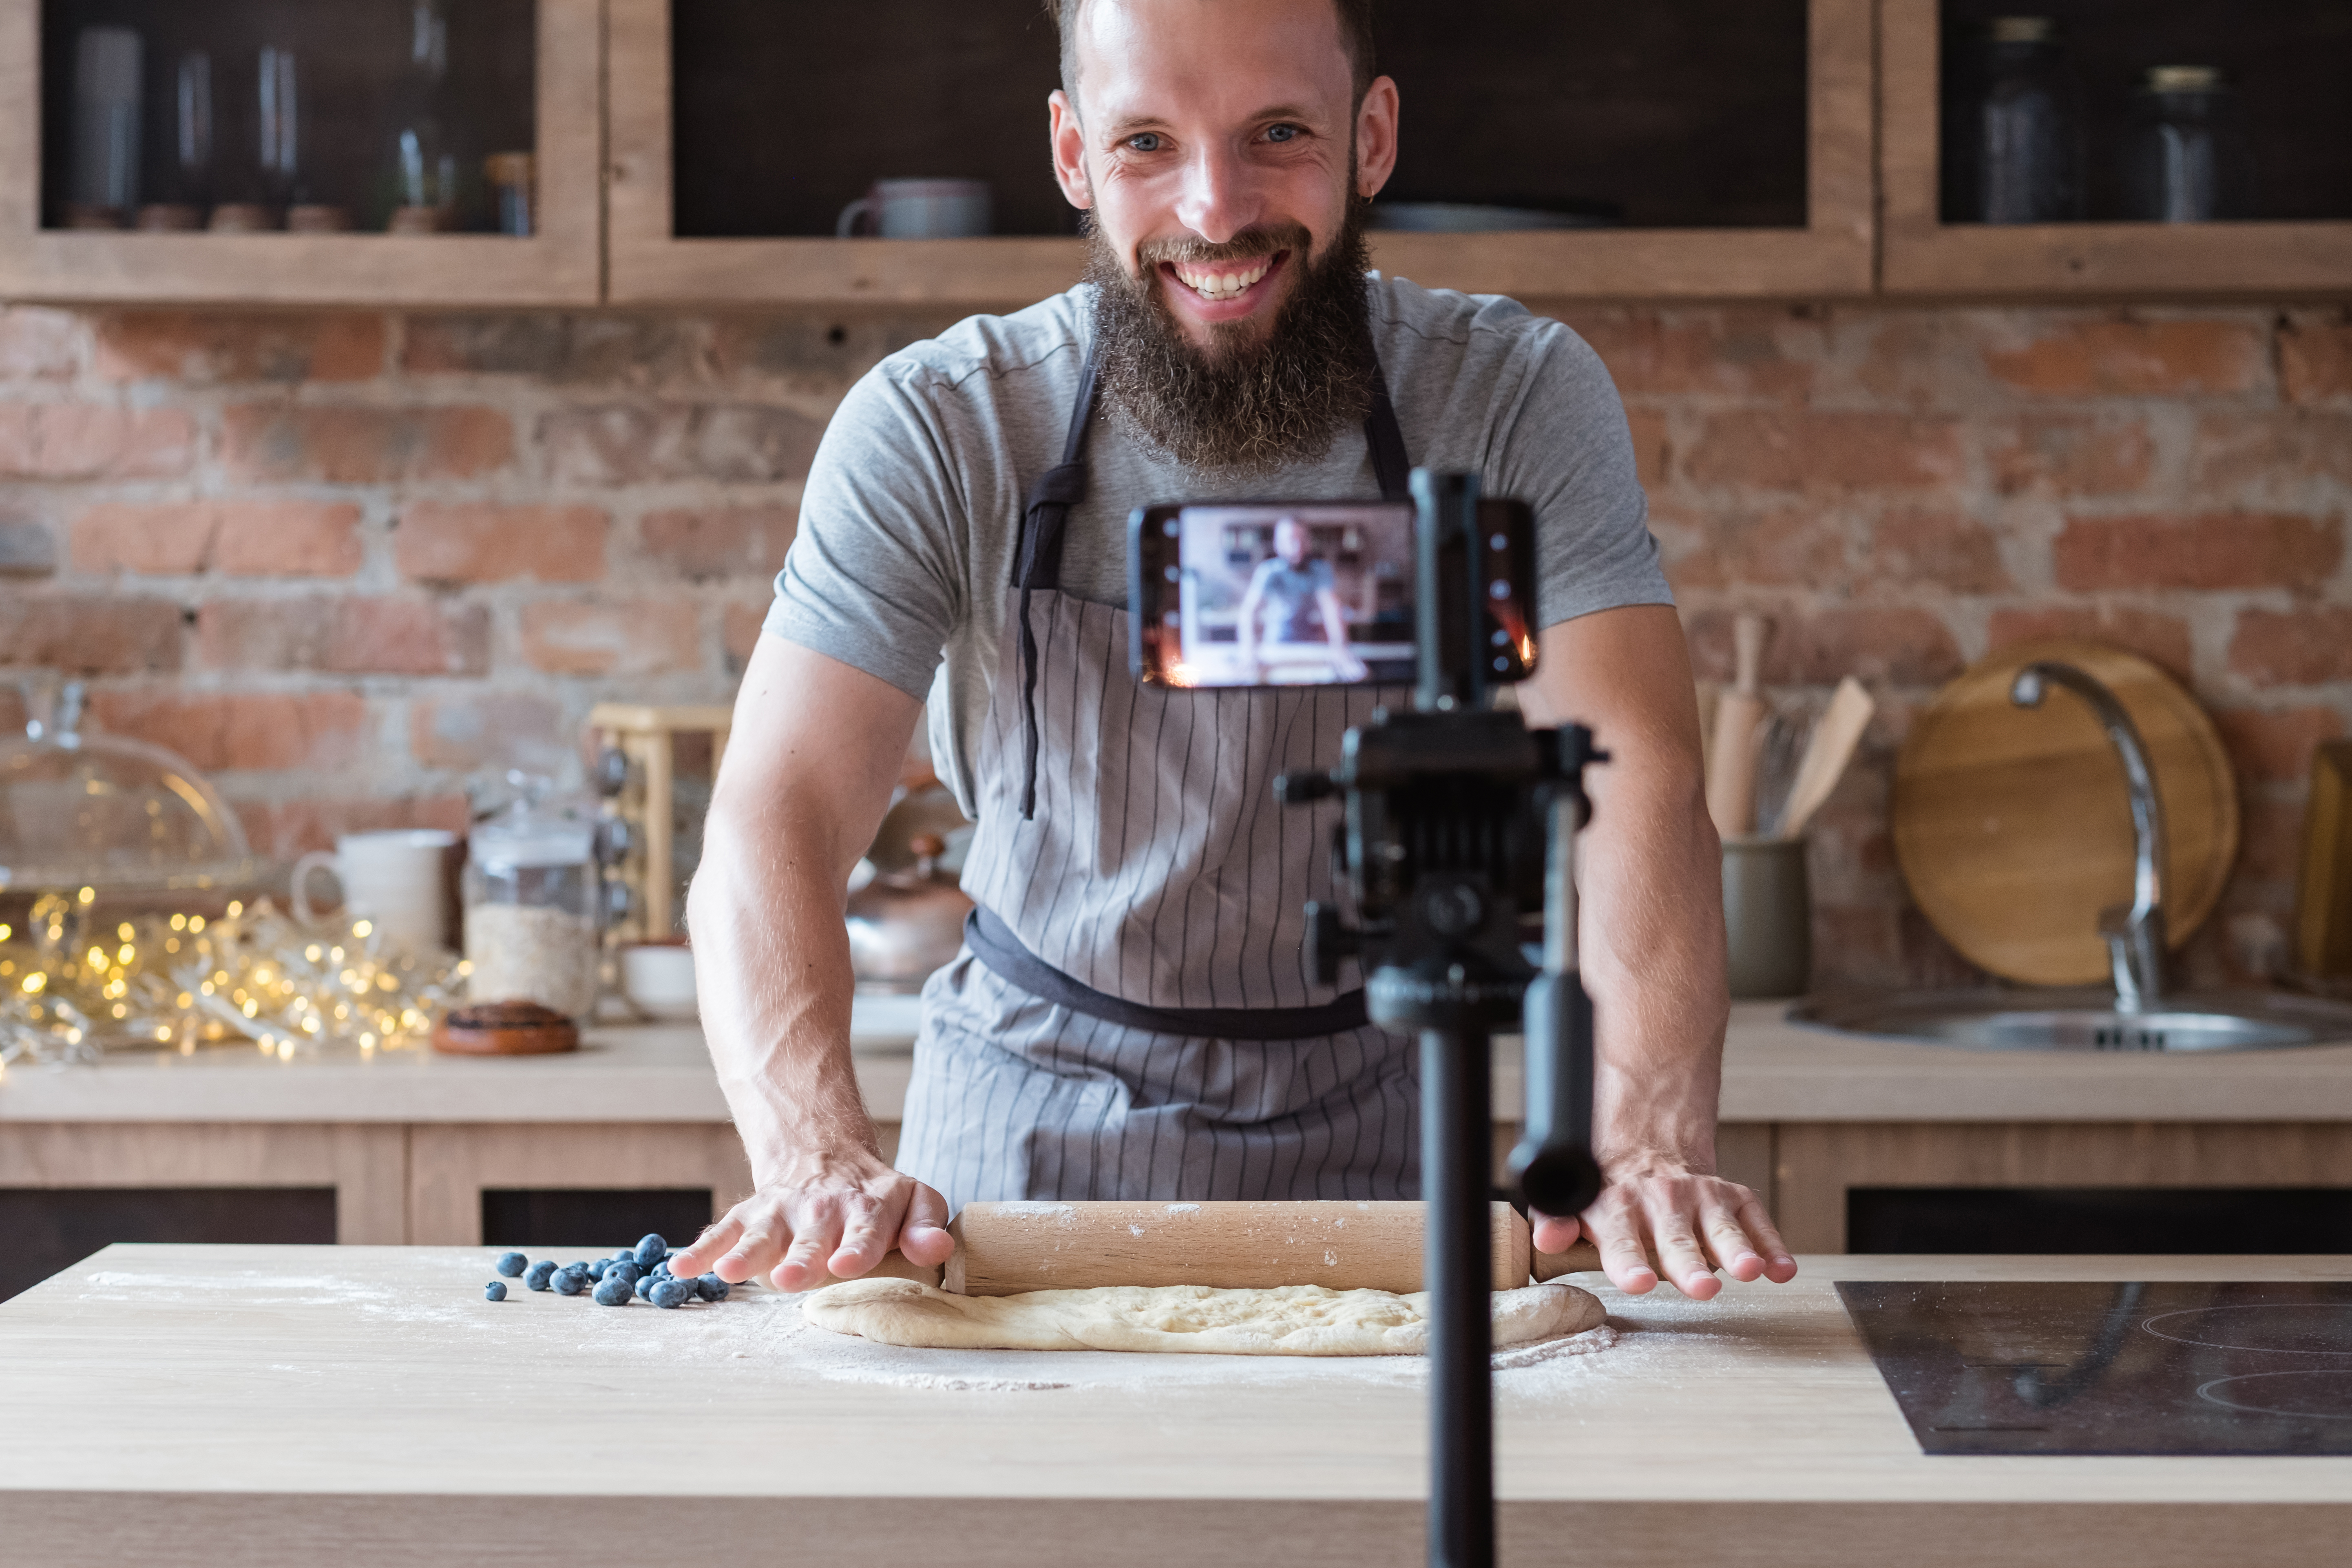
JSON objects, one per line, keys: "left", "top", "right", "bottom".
{"left": 480, "top": 1188, "right": 716, "bottom": 1248}
{"left": 0, "top": 1186, "right": 336, "bottom": 1301}
{"left": 1850, "top": 1187, "right": 2352, "bottom": 1254}
{"left": 40, "top": 0, "right": 535, "bottom": 230}
{"left": 669, "top": 0, "right": 1810, "bottom": 240}
{"left": 1939, "top": 0, "right": 2352, "bottom": 223}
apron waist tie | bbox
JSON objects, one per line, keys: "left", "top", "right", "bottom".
{"left": 964, "top": 906, "right": 1371, "bottom": 1042}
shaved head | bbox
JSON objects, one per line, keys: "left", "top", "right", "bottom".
{"left": 1045, "top": 0, "right": 1378, "bottom": 113}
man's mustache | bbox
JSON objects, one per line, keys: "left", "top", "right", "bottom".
{"left": 1132, "top": 223, "right": 1313, "bottom": 271}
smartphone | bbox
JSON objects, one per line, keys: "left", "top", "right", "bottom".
{"left": 1129, "top": 498, "right": 1537, "bottom": 690}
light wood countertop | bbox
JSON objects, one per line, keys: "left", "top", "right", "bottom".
{"left": 1, "top": 1247, "right": 2345, "bottom": 1566}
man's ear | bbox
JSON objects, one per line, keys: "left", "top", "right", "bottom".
{"left": 1049, "top": 89, "right": 1094, "bottom": 209}
{"left": 1354, "top": 75, "right": 1400, "bottom": 199}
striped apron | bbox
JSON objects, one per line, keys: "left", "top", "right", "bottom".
{"left": 895, "top": 342, "right": 1424, "bottom": 1213}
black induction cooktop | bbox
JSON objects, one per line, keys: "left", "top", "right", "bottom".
{"left": 1837, "top": 1280, "right": 2352, "bottom": 1455}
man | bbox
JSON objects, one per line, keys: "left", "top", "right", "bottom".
{"left": 671, "top": 0, "right": 1796, "bottom": 1304}
{"left": 1235, "top": 515, "right": 1367, "bottom": 681}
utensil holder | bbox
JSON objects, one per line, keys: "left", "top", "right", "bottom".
{"left": 1724, "top": 835, "right": 1811, "bottom": 1000}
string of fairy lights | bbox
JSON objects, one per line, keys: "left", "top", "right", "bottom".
{"left": 0, "top": 890, "right": 464, "bottom": 1073}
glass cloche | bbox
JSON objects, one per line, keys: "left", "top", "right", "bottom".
{"left": 0, "top": 683, "right": 259, "bottom": 895}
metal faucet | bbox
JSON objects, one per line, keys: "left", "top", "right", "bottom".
{"left": 2009, "top": 661, "right": 2167, "bottom": 1012}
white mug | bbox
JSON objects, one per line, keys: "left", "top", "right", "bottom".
{"left": 836, "top": 178, "right": 992, "bottom": 239}
{"left": 291, "top": 829, "right": 457, "bottom": 953}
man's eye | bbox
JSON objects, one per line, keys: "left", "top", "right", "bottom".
{"left": 1266, "top": 124, "right": 1301, "bottom": 143}
{"left": 1125, "top": 133, "right": 1163, "bottom": 153}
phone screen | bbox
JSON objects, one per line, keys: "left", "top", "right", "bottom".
{"left": 1132, "top": 501, "right": 1418, "bottom": 688}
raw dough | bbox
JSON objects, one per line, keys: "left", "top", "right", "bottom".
{"left": 801, "top": 1278, "right": 1605, "bottom": 1356}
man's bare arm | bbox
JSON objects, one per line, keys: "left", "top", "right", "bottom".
{"left": 668, "top": 634, "right": 957, "bottom": 1290}
{"left": 1515, "top": 604, "right": 1797, "bottom": 1297}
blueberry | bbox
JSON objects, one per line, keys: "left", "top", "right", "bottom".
{"left": 696, "top": 1274, "right": 729, "bottom": 1303}
{"left": 494, "top": 1251, "right": 528, "bottom": 1278}
{"left": 606, "top": 1261, "right": 639, "bottom": 1287}
{"left": 650, "top": 1276, "right": 694, "bottom": 1309}
{"left": 633, "top": 1234, "right": 668, "bottom": 1268}
{"left": 484, "top": 1281, "right": 507, "bottom": 1302}
{"left": 525, "top": 1261, "right": 557, "bottom": 1292}
{"left": 592, "top": 1274, "right": 632, "bottom": 1307}
{"left": 586, "top": 1258, "right": 611, "bottom": 1281}
{"left": 634, "top": 1272, "right": 656, "bottom": 1300}
{"left": 552, "top": 1268, "right": 586, "bottom": 1296}
{"left": 652, "top": 1259, "right": 671, "bottom": 1277}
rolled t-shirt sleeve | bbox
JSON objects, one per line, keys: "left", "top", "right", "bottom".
{"left": 764, "top": 365, "right": 968, "bottom": 701}
{"left": 1495, "top": 322, "right": 1673, "bottom": 630}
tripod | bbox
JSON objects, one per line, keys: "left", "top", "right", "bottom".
{"left": 1280, "top": 471, "right": 1607, "bottom": 1568}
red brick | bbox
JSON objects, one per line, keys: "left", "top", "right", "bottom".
{"left": 0, "top": 307, "right": 81, "bottom": 379}
{"left": 0, "top": 403, "right": 194, "bottom": 479}
{"left": 639, "top": 503, "right": 798, "bottom": 580}
{"left": 2239, "top": 794, "right": 2310, "bottom": 882}
{"left": 722, "top": 601, "right": 769, "bottom": 672}
{"left": 1862, "top": 509, "right": 2010, "bottom": 593}
{"left": 2229, "top": 607, "right": 2352, "bottom": 687}
{"left": 2281, "top": 316, "right": 2352, "bottom": 406}
{"left": 196, "top": 597, "right": 489, "bottom": 676}
{"left": 519, "top": 599, "right": 701, "bottom": 676}
{"left": 1655, "top": 504, "right": 1847, "bottom": 592}
{"left": 1982, "top": 318, "right": 2268, "bottom": 397}
{"left": 2213, "top": 706, "right": 2346, "bottom": 784}
{"left": 236, "top": 794, "right": 469, "bottom": 860}
{"left": 1623, "top": 408, "right": 1669, "bottom": 488}
{"left": 395, "top": 503, "right": 607, "bottom": 584}
{"left": 84, "top": 689, "right": 368, "bottom": 772}
{"left": 221, "top": 405, "right": 511, "bottom": 483}
{"left": 1684, "top": 411, "right": 1965, "bottom": 493}
{"left": 0, "top": 684, "right": 24, "bottom": 736}
{"left": 0, "top": 514, "right": 55, "bottom": 576}
{"left": 1687, "top": 605, "right": 1963, "bottom": 687}
{"left": 71, "top": 500, "right": 363, "bottom": 577}
{"left": 2191, "top": 412, "right": 2352, "bottom": 491}
{"left": 94, "top": 312, "right": 385, "bottom": 383}
{"left": 2053, "top": 512, "right": 2341, "bottom": 591}
{"left": 409, "top": 693, "right": 569, "bottom": 770}
{"left": 537, "top": 404, "right": 824, "bottom": 485}
{"left": 1554, "top": 310, "right": 1817, "bottom": 398}
{"left": 1987, "top": 606, "right": 2195, "bottom": 681}
{"left": 1986, "top": 416, "right": 2155, "bottom": 497}
{"left": 400, "top": 315, "right": 701, "bottom": 381}
{"left": 0, "top": 593, "right": 181, "bottom": 671}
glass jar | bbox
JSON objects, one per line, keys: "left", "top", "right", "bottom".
{"left": 1947, "top": 17, "right": 2085, "bottom": 224}
{"left": 462, "top": 783, "right": 600, "bottom": 1020}
{"left": 2122, "top": 66, "right": 2255, "bottom": 223}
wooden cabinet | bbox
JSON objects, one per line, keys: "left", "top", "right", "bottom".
{"left": 610, "top": 0, "right": 1875, "bottom": 307}
{"left": 1880, "top": 0, "right": 2352, "bottom": 295}
{"left": 0, "top": 0, "right": 602, "bottom": 305}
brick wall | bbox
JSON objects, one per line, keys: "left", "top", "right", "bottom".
{"left": 2, "top": 301, "right": 2348, "bottom": 990}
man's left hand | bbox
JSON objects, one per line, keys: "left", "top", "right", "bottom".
{"left": 1531, "top": 1159, "right": 1797, "bottom": 1299}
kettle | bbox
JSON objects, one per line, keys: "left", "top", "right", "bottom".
{"left": 844, "top": 834, "right": 972, "bottom": 992}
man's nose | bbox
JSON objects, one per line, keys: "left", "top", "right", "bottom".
{"left": 1172, "top": 142, "right": 1264, "bottom": 246}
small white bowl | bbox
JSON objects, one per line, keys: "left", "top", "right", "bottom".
{"left": 620, "top": 942, "right": 698, "bottom": 1022}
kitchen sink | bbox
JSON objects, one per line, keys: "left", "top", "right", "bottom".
{"left": 1789, "top": 989, "right": 2352, "bottom": 1052}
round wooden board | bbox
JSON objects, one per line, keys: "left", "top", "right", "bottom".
{"left": 1892, "top": 640, "right": 2239, "bottom": 986}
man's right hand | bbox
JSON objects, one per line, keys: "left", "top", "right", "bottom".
{"left": 670, "top": 1149, "right": 957, "bottom": 1292}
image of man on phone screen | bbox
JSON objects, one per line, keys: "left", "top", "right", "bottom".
{"left": 1235, "top": 516, "right": 1368, "bottom": 683}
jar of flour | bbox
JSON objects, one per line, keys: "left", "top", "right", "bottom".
{"left": 462, "top": 779, "right": 601, "bottom": 1019}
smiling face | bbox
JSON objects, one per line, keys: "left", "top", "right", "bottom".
{"left": 1273, "top": 518, "right": 1308, "bottom": 564}
{"left": 1050, "top": 0, "right": 1398, "bottom": 354}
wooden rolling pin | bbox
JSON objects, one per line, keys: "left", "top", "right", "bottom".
{"left": 917, "top": 1201, "right": 1602, "bottom": 1296}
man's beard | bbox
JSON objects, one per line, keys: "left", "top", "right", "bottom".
{"left": 1085, "top": 202, "right": 1377, "bottom": 476}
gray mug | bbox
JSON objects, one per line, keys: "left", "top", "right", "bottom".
{"left": 836, "top": 178, "right": 992, "bottom": 239}
{"left": 1723, "top": 835, "right": 1811, "bottom": 1000}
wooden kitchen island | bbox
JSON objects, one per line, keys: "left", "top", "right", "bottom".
{"left": 0, "top": 1249, "right": 2344, "bottom": 1567}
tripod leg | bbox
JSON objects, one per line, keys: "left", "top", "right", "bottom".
{"left": 1421, "top": 1026, "right": 1494, "bottom": 1568}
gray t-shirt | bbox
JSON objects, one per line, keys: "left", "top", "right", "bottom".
{"left": 766, "top": 275, "right": 1671, "bottom": 816}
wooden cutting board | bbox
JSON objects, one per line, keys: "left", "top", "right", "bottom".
{"left": 1892, "top": 640, "right": 2239, "bottom": 986}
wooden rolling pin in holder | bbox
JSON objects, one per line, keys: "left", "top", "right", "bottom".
{"left": 915, "top": 1200, "right": 1603, "bottom": 1296}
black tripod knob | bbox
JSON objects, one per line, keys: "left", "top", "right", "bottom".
{"left": 1302, "top": 900, "right": 1359, "bottom": 986}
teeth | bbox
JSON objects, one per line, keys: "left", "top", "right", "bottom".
{"left": 1175, "top": 258, "right": 1273, "bottom": 300}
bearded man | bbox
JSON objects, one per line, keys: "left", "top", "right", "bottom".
{"left": 672, "top": 0, "right": 1798, "bottom": 1305}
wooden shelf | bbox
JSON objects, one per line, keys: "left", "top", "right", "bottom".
{"left": 1880, "top": 0, "right": 2352, "bottom": 296}
{"left": 0, "top": 0, "right": 602, "bottom": 306}
{"left": 610, "top": 0, "right": 1875, "bottom": 307}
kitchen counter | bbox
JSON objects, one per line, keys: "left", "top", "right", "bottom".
{"left": 12, "top": 998, "right": 2352, "bottom": 1126}
{"left": 1, "top": 1247, "right": 2345, "bottom": 1566}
